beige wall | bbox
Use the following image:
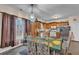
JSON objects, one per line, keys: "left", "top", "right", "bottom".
{"left": 69, "top": 17, "right": 79, "bottom": 41}
{"left": 0, "top": 4, "right": 28, "bottom": 19}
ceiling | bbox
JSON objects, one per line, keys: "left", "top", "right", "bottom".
{"left": 10, "top": 4, "right": 79, "bottom": 21}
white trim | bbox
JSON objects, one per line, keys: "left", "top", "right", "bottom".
{"left": 0, "top": 13, "right": 2, "bottom": 47}
{"left": 0, "top": 43, "right": 23, "bottom": 54}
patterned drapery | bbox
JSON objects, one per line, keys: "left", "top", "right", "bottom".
{"left": 1, "top": 13, "right": 11, "bottom": 48}
{"left": 26, "top": 20, "right": 31, "bottom": 35}
{"left": 10, "top": 16, "right": 16, "bottom": 47}
{"left": 1, "top": 13, "right": 28, "bottom": 48}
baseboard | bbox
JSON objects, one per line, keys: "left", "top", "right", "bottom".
{"left": 71, "top": 40, "right": 79, "bottom": 42}
{"left": 0, "top": 43, "right": 23, "bottom": 54}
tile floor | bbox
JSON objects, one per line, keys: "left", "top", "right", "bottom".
{"left": 0, "top": 41, "right": 79, "bottom": 55}
{"left": 68, "top": 41, "right": 79, "bottom": 55}
{"left": 1, "top": 46, "right": 28, "bottom": 55}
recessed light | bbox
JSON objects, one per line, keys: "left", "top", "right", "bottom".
{"left": 51, "top": 14, "right": 62, "bottom": 19}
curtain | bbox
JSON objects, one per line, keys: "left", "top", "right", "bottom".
{"left": 25, "top": 19, "right": 27, "bottom": 34}
{"left": 1, "top": 13, "right": 11, "bottom": 48}
{"left": 10, "top": 16, "right": 16, "bottom": 47}
{"left": 26, "top": 20, "right": 31, "bottom": 35}
{"left": 1, "top": 13, "right": 28, "bottom": 47}
{"left": 22, "top": 19, "right": 31, "bottom": 36}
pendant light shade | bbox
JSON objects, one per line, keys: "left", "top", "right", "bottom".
{"left": 29, "top": 4, "right": 36, "bottom": 22}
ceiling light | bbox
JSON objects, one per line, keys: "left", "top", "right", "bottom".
{"left": 51, "top": 14, "right": 62, "bottom": 19}
{"left": 30, "top": 14, "right": 35, "bottom": 19}
{"left": 29, "top": 4, "right": 36, "bottom": 22}
{"left": 29, "top": 14, "right": 36, "bottom": 22}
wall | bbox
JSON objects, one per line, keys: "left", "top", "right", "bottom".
{"left": 0, "top": 4, "right": 28, "bottom": 19}
{"left": 69, "top": 17, "right": 79, "bottom": 41}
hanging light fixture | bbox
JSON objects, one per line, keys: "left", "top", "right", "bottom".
{"left": 29, "top": 4, "right": 36, "bottom": 22}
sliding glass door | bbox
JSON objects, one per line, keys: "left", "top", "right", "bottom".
{"left": 15, "top": 18, "right": 25, "bottom": 44}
